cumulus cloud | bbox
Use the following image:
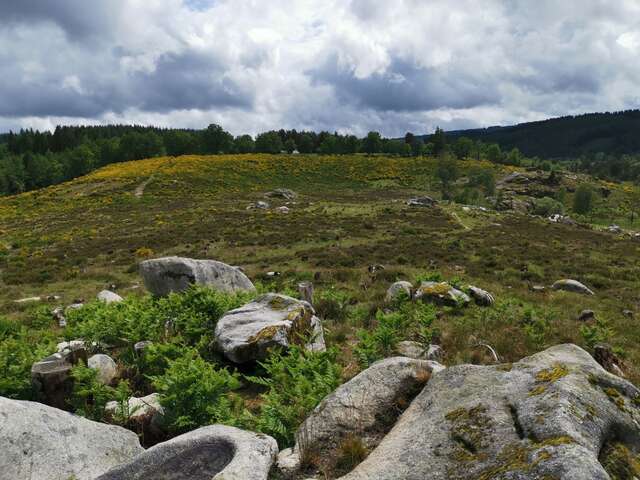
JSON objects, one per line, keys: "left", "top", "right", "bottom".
{"left": 1, "top": 0, "right": 640, "bottom": 136}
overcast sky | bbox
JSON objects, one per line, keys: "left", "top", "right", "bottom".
{"left": 1, "top": 0, "right": 640, "bottom": 136}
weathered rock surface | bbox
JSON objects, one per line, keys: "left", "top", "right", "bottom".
{"left": 414, "top": 281, "right": 470, "bottom": 307}
{"left": 97, "top": 425, "right": 278, "bottom": 480}
{"left": 395, "top": 341, "right": 444, "bottom": 362}
{"left": 265, "top": 188, "right": 297, "bottom": 200}
{"left": 552, "top": 279, "right": 595, "bottom": 296}
{"left": 31, "top": 347, "right": 87, "bottom": 409}
{"left": 88, "top": 353, "right": 118, "bottom": 385}
{"left": 407, "top": 196, "right": 437, "bottom": 207}
{"left": 97, "top": 289, "right": 123, "bottom": 303}
{"left": 385, "top": 281, "right": 413, "bottom": 302}
{"left": 467, "top": 285, "right": 495, "bottom": 306}
{"left": 0, "top": 396, "right": 142, "bottom": 480}
{"left": 139, "top": 256, "right": 256, "bottom": 296}
{"left": 105, "top": 393, "right": 164, "bottom": 431}
{"left": 338, "top": 344, "right": 640, "bottom": 480}
{"left": 215, "top": 293, "right": 325, "bottom": 363}
{"left": 285, "top": 357, "right": 444, "bottom": 475}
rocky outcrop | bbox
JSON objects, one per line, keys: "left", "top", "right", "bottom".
{"left": 414, "top": 281, "right": 470, "bottom": 307}
{"left": 338, "top": 344, "right": 640, "bottom": 480}
{"left": 215, "top": 293, "right": 325, "bottom": 363}
{"left": 282, "top": 357, "right": 444, "bottom": 476}
{"left": 552, "top": 279, "right": 595, "bottom": 296}
{"left": 97, "top": 290, "right": 123, "bottom": 303}
{"left": 97, "top": 425, "right": 278, "bottom": 480}
{"left": 0, "top": 396, "right": 142, "bottom": 480}
{"left": 139, "top": 256, "right": 256, "bottom": 296}
{"left": 385, "top": 281, "right": 413, "bottom": 302}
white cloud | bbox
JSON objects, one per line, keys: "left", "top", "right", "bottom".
{"left": 1, "top": 0, "right": 640, "bottom": 136}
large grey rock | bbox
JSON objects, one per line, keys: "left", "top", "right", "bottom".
{"left": 414, "top": 281, "right": 471, "bottom": 307}
{"left": 88, "top": 353, "right": 118, "bottom": 385}
{"left": 214, "top": 293, "right": 325, "bottom": 363}
{"left": 552, "top": 279, "right": 595, "bottom": 296}
{"left": 338, "top": 344, "right": 640, "bottom": 480}
{"left": 0, "top": 396, "right": 142, "bottom": 480}
{"left": 97, "top": 425, "right": 278, "bottom": 480}
{"left": 139, "top": 256, "right": 256, "bottom": 296}
{"left": 97, "top": 290, "right": 123, "bottom": 303}
{"left": 285, "top": 357, "right": 444, "bottom": 475}
{"left": 385, "top": 281, "right": 413, "bottom": 302}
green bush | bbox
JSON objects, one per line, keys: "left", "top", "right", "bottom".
{"left": 533, "top": 196, "right": 564, "bottom": 217}
{"left": 355, "top": 303, "right": 436, "bottom": 367}
{"left": 152, "top": 349, "right": 241, "bottom": 434}
{"left": 69, "top": 361, "right": 115, "bottom": 421}
{"left": 0, "top": 326, "right": 55, "bottom": 400}
{"left": 580, "top": 318, "right": 614, "bottom": 349}
{"left": 315, "top": 288, "right": 352, "bottom": 322}
{"left": 246, "top": 346, "right": 342, "bottom": 447}
{"left": 65, "top": 286, "right": 251, "bottom": 352}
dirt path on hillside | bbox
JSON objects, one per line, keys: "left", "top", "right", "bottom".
{"left": 134, "top": 174, "right": 155, "bottom": 197}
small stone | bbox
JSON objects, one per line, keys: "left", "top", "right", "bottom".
{"left": 578, "top": 310, "right": 595, "bottom": 322}
{"left": 97, "top": 290, "right": 123, "bottom": 304}
{"left": 467, "top": 286, "right": 495, "bottom": 306}
{"left": 88, "top": 354, "right": 118, "bottom": 385}
{"left": 134, "top": 340, "right": 153, "bottom": 353}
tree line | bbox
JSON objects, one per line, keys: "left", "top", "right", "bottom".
{"left": 0, "top": 121, "right": 637, "bottom": 196}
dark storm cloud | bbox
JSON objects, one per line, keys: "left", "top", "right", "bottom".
{"left": 311, "top": 56, "right": 499, "bottom": 112}
{"left": 126, "top": 51, "right": 253, "bottom": 112}
{"left": 0, "top": 45, "right": 252, "bottom": 118}
{"left": 0, "top": 0, "right": 122, "bottom": 41}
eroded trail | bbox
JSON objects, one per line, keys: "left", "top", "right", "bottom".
{"left": 134, "top": 174, "right": 155, "bottom": 197}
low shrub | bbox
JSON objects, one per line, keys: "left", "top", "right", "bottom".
{"left": 355, "top": 302, "right": 436, "bottom": 367}
{"left": 0, "top": 326, "right": 55, "bottom": 400}
{"left": 246, "top": 345, "right": 342, "bottom": 447}
{"left": 152, "top": 348, "right": 241, "bottom": 435}
{"left": 69, "top": 361, "right": 115, "bottom": 421}
{"left": 65, "top": 286, "right": 251, "bottom": 353}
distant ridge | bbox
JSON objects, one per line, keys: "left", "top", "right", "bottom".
{"left": 441, "top": 109, "right": 640, "bottom": 158}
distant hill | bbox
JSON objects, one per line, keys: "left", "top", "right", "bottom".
{"left": 443, "top": 110, "right": 640, "bottom": 159}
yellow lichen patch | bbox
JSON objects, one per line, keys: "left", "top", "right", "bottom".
{"left": 535, "top": 364, "right": 569, "bottom": 383}
{"left": 604, "top": 387, "right": 627, "bottom": 412}
{"left": 248, "top": 325, "right": 282, "bottom": 344}
{"left": 528, "top": 385, "right": 547, "bottom": 397}
{"left": 419, "top": 282, "right": 453, "bottom": 297}
{"left": 528, "top": 364, "right": 569, "bottom": 396}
